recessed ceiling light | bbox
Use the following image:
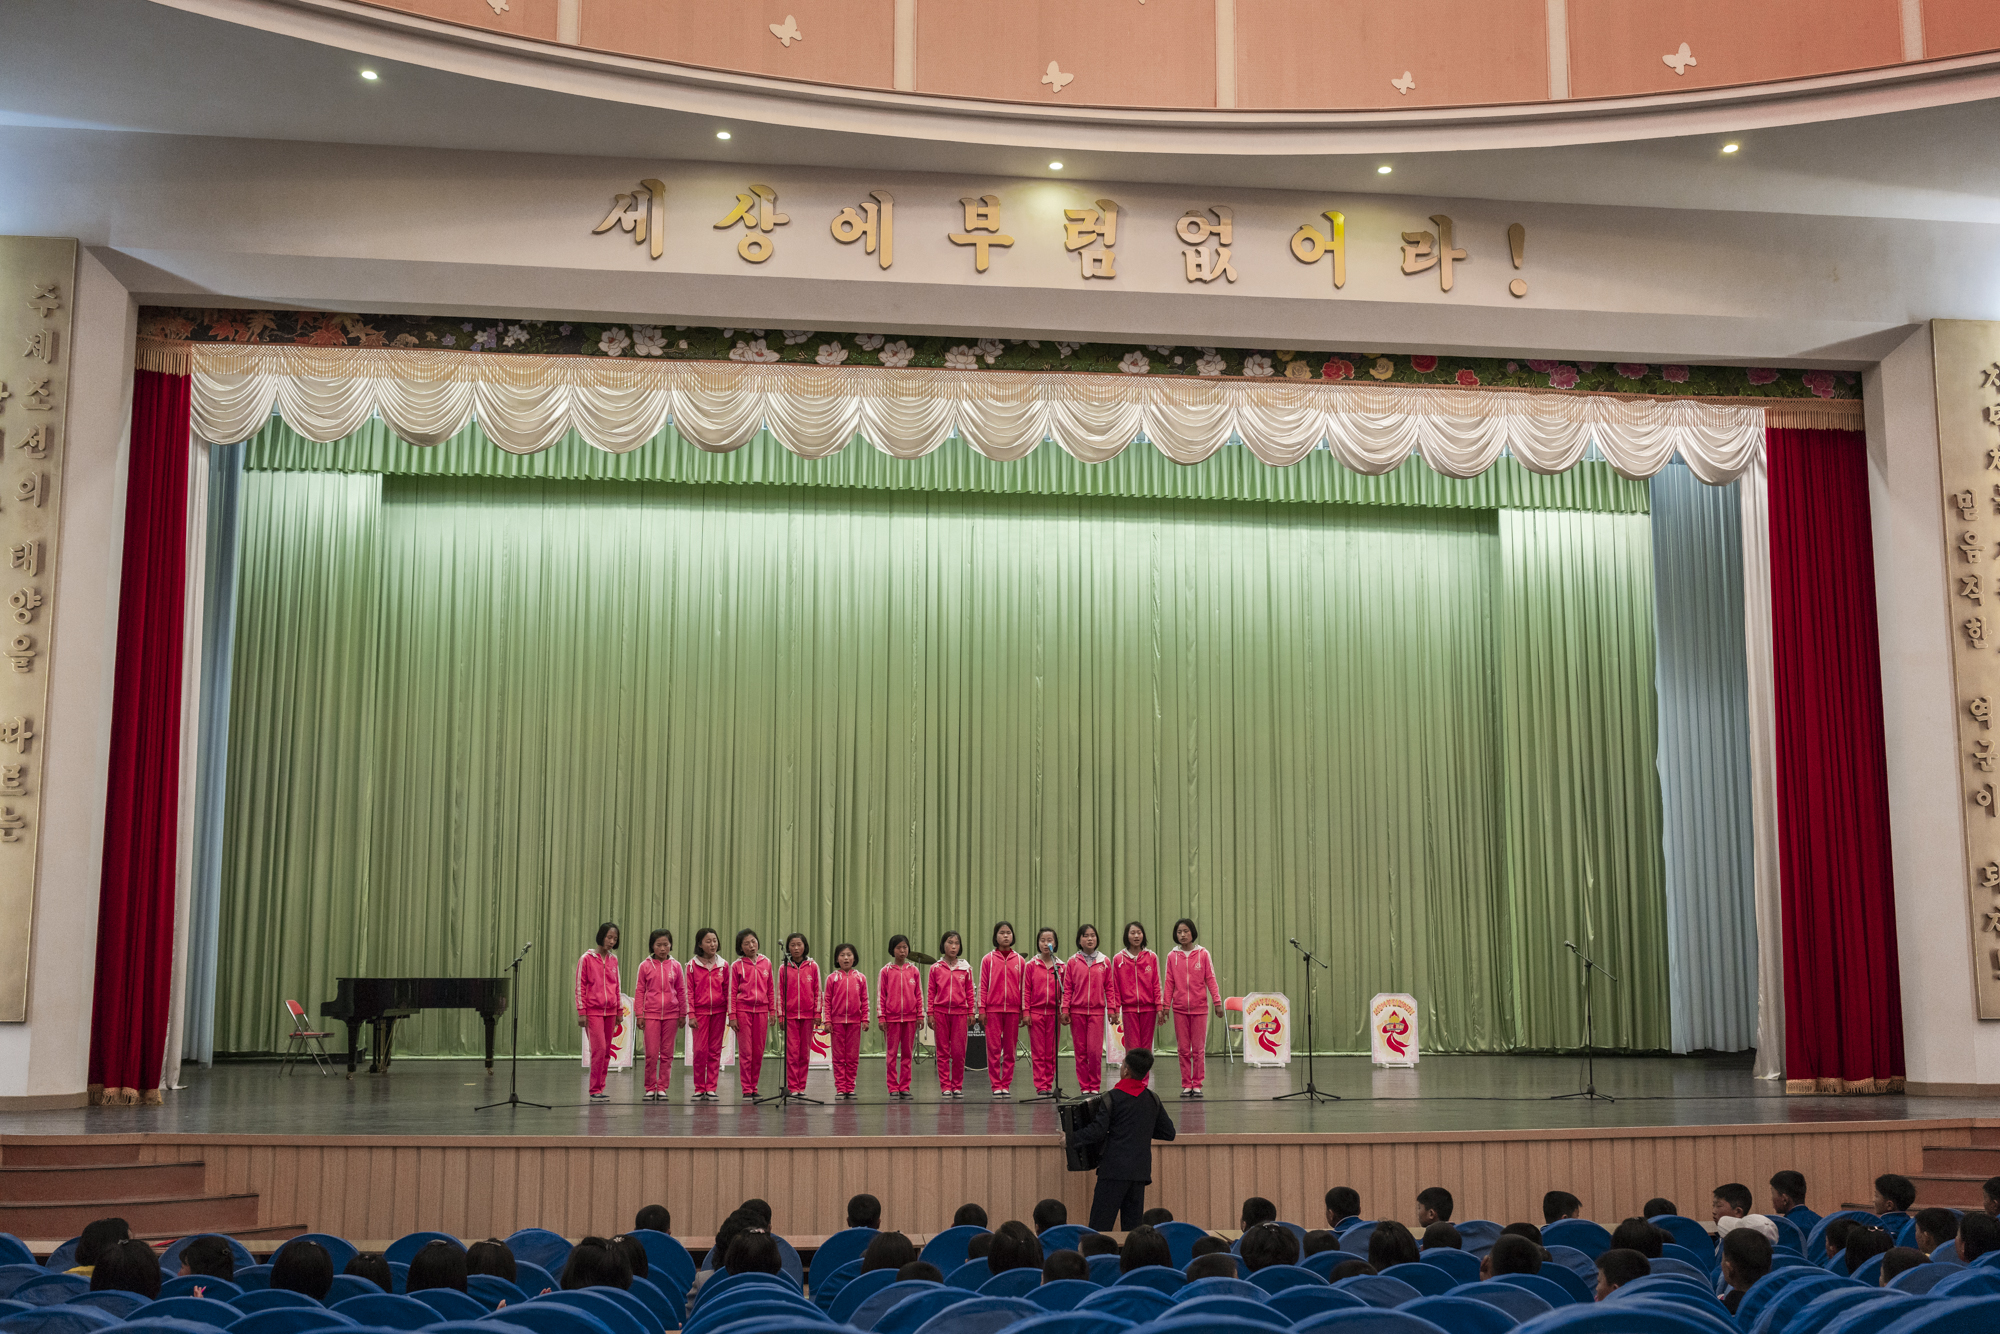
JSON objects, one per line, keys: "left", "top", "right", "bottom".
{"left": 1377, "top": 165, "right": 1393, "bottom": 174}
{"left": 1722, "top": 143, "right": 1739, "bottom": 154}
{"left": 716, "top": 130, "right": 732, "bottom": 140}
{"left": 1049, "top": 161, "right": 1064, "bottom": 171}
{"left": 360, "top": 70, "right": 378, "bottom": 81}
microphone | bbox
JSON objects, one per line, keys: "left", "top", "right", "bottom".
{"left": 523, "top": 942, "right": 533, "bottom": 953}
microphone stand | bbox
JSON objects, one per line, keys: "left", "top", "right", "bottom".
{"left": 1551, "top": 940, "right": 1617, "bottom": 1102}
{"left": 1273, "top": 937, "right": 1339, "bottom": 1103}
{"left": 477, "top": 942, "right": 550, "bottom": 1111}
{"left": 756, "top": 959, "right": 824, "bottom": 1106}
{"left": 1046, "top": 950, "right": 1066, "bottom": 1102}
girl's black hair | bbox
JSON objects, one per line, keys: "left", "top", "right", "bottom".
{"left": 1122, "top": 920, "right": 1148, "bottom": 950}
{"left": 694, "top": 927, "right": 720, "bottom": 956}
{"left": 647, "top": 929, "right": 674, "bottom": 953}
{"left": 888, "top": 933, "right": 911, "bottom": 957}
{"left": 991, "top": 920, "right": 1016, "bottom": 948}
{"left": 734, "top": 928, "right": 761, "bottom": 956}
{"left": 1172, "top": 917, "right": 1199, "bottom": 945}
{"left": 595, "top": 921, "right": 620, "bottom": 948}
{"left": 939, "top": 929, "right": 963, "bottom": 956}
{"left": 1076, "top": 922, "right": 1100, "bottom": 949}
{"left": 1035, "top": 927, "right": 1059, "bottom": 953}
{"left": 784, "top": 931, "right": 810, "bottom": 961}
{"left": 833, "top": 942, "right": 859, "bottom": 967}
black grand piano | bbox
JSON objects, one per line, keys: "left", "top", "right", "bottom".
{"left": 320, "top": 976, "right": 510, "bottom": 1075}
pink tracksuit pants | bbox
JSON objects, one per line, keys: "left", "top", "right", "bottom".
{"left": 883, "top": 1020, "right": 916, "bottom": 1093}
{"left": 987, "top": 1011, "right": 1021, "bottom": 1092}
{"left": 1174, "top": 1010, "right": 1209, "bottom": 1088}
{"left": 831, "top": 1021, "right": 864, "bottom": 1094}
{"left": 934, "top": 1012, "right": 968, "bottom": 1092}
{"left": 584, "top": 1013, "right": 618, "bottom": 1096}
{"left": 1028, "top": 1009, "right": 1060, "bottom": 1093}
{"left": 785, "top": 1018, "right": 815, "bottom": 1093}
{"left": 642, "top": 1017, "right": 679, "bottom": 1093}
{"left": 692, "top": 1012, "right": 726, "bottom": 1094}
{"left": 1070, "top": 1011, "right": 1104, "bottom": 1093}
{"left": 736, "top": 1010, "right": 769, "bottom": 1096}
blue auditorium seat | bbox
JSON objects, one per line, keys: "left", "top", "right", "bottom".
{"left": 0, "top": 1308, "right": 123, "bottom": 1334}
{"left": 1400, "top": 1296, "right": 1519, "bottom": 1334}
{"left": 907, "top": 1295, "right": 1043, "bottom": 1334}
{"left": 689, "top": 1271, "right": 795, "bottom": 1317}
{"left": 1301, "top": 1253, "right": 1346, "bottom": 1281}
{"left": 1085, "top": 1258, "right": 1121, "bottom": 1288}
{"left": 679, "top": 1296, "right": 822, "bottom": 1334}
{"left": 233, "top": 1268, "right": 273, "bottom": 1293}
{"left": 1529, "top": 1266, "right": 1594, "bottom": 1307}
{"left": 1377, "top": 1266, "right": 1453, "bottom": 1299}
{"left": 1337, "top": 1226, "right": 1378, "bottom": 1258}
{"left": 61, "top": 1293, "right": 149, "bottom": 1320}
{"left": 1743, "top": 1272, "right": 1858, "bottom": 1334}
{"left": 385, "top": 1267, "right": 410, "bottom": 1297}
{"left": 463, "top": 1278, "right": 522, "bottom": 1313}
{"left": 1492, "top": 1274, "right": 1578, "bottom": 1309}
{"left": 503, "top": 1233, "right": 570, "bottom": 1278}
{"left": 235, "top": 1291, "right": 324, "bottom": 1315}
{"left": 1657, "top": 1246, "right": 1711, "bottom": 1277}
{"left": 511, "top": 1264, "right": 557, "bottom": 1299}
{"left": 1248, "top": 1264, "right": 1325, "bottom": 1295}
{"left": 384, "top": 1236, "right": 459, "bottom": 1268}
{"left": 148, "top": 1295, "right": 252, "bottom": 1327}
{"left": 408, "top": 1290, "right": 486, "bottom": 1322}
{"left": 1419, "top": 1250, "right": 1482, "bottom": 1287}
{"left": 628, "top": 1274, "right": 681, "bottom": 1329}
{"left": 1156, "top": 1225, "right": 1210, "bottom": 1270}
{"left": 0, "top": 1243, "right": 32, "bottom": 1271}
{"left": 807, "top": 1229, "right": 876, "bottom": 1294}
{"left": 1454, "top": 1224, "right": 1503, "bottom": 1261}
{"left": 847, "top": 1281, "right": 941, "bottom": 1332}
{"left": 320, "top": 1279, "right": 380, "bottom": 1308}
{"left": 1169, "top": 1295, "right": 1289, "bottom": 1327}
{"left": 41, "top": 1243, "right": 80, "bottom": 1274}
{"left": 0, "top": 1311, "right": 30, "bottom": 1323}
{"left": 947, "top": 1262, "right": 993, "bottom": 1292}
{"left": 330, "top": 1295, "right": 437, "bottom": 1330}
{"left": 117, "top": 1320, "right": 238, "bottom": 1334}
{"left": 1851, "top": 1255, "right": 1887, "bottom": 1287}
{"left": 1142, "top": 1318, "right": 1319, "bottom": 1334}
{"left": 1110, "top": 1267, "right": 1182, "bottom": 1297}
{"left": 829, "top": 1272, "right": 900, "bottom": 1325}
{"left": 1073, "top": 1286, "right": 1174, "bottom": 1324}
{"left": 1039, "top": 1229, "right": 1092, "bottom": 1257}
{"left": 628, "top": 1234, "right": 694, "bottom": 1298}
{"left": 0, "top": 1270, "right": 47, "bottom": 1301}
{"left": 1538, "top": 1223, "right": 1612, "bottom": 1261}
{"left": 1779, "top": 1289, "right": 1911, "bottom": 1334}
{"left": 813, "top": 1261, "right": 863, "bottom": 1312}
{"left": 869, "top": 1286, "right": 974, "bottom": 1334}
{"left": 1503, "top": 1301, "right": 1734, "bottom": 1334}
{"left": 220, "top": 1309, "right": 357, "bottom": 1334}
{"left": 1287, "top": 1310, "right": 1454, "bottom": 1334}
{"left": 1816, "top": 1297, "right": 1932, "bottom": 1334}
{"left": 1648, "top": 1258, "right": 1708, "bottom": 1285}
{"left": 1930, "top": 1268, "right": 2000, "bottom": 1298}
{"left": 474, "top": 1302, "right": 611, "bottom": 1334}
{"left": 1176, "top": 1279, "right": 1265, "bottom": 1304}
{"left": 1266, "top": 1288, "right": 1367, "bottom": 1324}
{"left": 8, "top": 1278, "right": 86, "bottom": 1309}
{"left": 161, "top": 1278, "right": 244, "bottom": 1302}
{"left": 1604, "top": 1277, "right": 1724, "bottom": 1318}
{"left": 1536, "top": 1249, "right": 1594, "bottom": 1285}
{"left": 1648, "top": 1219, "right": 1711, "bottom": 1259}
{"left": 770, "top": 1239, "right": 805, "bottom": 1290}
{"left": 977, "top": 1270, "right": 1041, "bottom": 1299}
{"left": 1447, "top": 1283, "right": 1551, "bottom": 1324}
{"left": 917, "top": 1229, "right": 988, "bottom": 1277}
{"left": 1864, "top": 1295, "right": 2000, "bottom": 1333}
{"left": 1333, "top": 1275, "right": 1422, "bottom": 1308}
{"left": 1026, "top": 1281, "right": 1098, "bottom": 1313}
{"left": 1805, "top": 1213, "right": 1879, "bottom": 1262}
{"left": 1887, "top": 1265, "right": 1961, "bottom": 1295}
{"left": 987, "top": 1312, "right": 1135, "bottom": 1334}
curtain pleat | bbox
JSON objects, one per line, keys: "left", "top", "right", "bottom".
{"left": 214, "top": 478, "right": 1671, "bottom": 1056}
{"left": 1650, "top": 462, "right": 1757, "bottom": 1052}
{"left": 1739, "top": 452, "right": 1786, "bottom": 1080}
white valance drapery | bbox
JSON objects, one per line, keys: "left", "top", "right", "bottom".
{"left": 146, "top": 341, "right": 1816, "bottom": 482}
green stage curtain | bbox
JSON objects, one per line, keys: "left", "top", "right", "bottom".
{"left": 214, "top": 474, "right": 1669, "bottom": 1056}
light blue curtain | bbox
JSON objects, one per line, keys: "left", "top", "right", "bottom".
{"left": 183, "top": 441, "right": 244, "bottom": 1066}
{"left": 1650, "top": 459, "right": 1757, "bottom": 1052}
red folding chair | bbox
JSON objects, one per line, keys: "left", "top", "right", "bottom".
{"left": 281, "top": 999, "right": 335, "bottom": 1075}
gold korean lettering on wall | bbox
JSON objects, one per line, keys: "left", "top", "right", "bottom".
{"left": 1935, "top": 318, "right": 2000, "bottom": 1020}
{"left": 0, "top": 236, "right": 75, "bottom": 1024}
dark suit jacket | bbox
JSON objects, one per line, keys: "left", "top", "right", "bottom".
{"left": 1072, "top": 1085, "right": 1176, "bottom": 1183}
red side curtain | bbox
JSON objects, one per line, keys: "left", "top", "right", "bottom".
{"left": 86, "top": 369, "right": 193, "bottom": 1105}
{"left": 1767, "top": 426, "right": 1905, "bottom": 1091}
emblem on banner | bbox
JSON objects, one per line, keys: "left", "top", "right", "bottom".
{"left": 1370, "top": 992, "right": 1421, "bottom": 1067}
{"left": 1239, "top": 991, "right": 1291, "bottom": 1067}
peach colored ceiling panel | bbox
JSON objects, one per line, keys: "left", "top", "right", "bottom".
{"left": 1568, "top": 0, "right": 1902, "bottom": 99}
{"left": 362, "top": 0, "right": 560, "bottom": 40}
{"left": 914, "top": 0, "right": 1216, "bottom": 108}
{"left": 1235, "top": 0, "right": 1548, "bottom": 110}
{"left": 1924, "top": 0, "right": 2000, "bottom": 58}
{"left": 582, "top": 0, "right": 896, "bottom": 89}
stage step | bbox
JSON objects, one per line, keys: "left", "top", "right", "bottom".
{"left": 0, "top": 1142, "right": 143, "bottom": 1167}
{"left": 0, "top": 1192, "right": 263, "bottom": 1238}
{"left": 1909, "top": 1174, "right": 1993, "bottom": 1209}
{"left": 1919, "top": 1145, "right": 2000, "bottom": 1176}
{"left": 0, "top": 1161, "right": 208, "bottom": 1201}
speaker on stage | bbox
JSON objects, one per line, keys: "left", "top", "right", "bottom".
{"left": 966, "top": 1018, "right": 988, "bottom": 1071}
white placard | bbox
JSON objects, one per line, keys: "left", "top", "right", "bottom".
{"left": 1104, "top": 1012, "right": 1126, "bottom": 1066}
{"left": 807, "top": 1022, "right": 832, "bottom": 1069}
{"left": 581, "top": 994, "right": 635, "bottom": 1069}
{"left": 1240, "top": 992, "right": 1291, "bottom": 1067}
{"left": 1369, "top": 992, "right": 1420, "bottom": 1067}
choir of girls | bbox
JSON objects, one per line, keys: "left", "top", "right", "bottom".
{"left": 576, "top": 916, "right": 1223, "bottom": 1100}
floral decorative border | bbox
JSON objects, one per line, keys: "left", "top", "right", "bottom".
{"left": 138, "top": 307, "right": 1860, "bottom": 401}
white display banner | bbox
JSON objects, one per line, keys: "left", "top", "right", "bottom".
{"left": 1369, "top": 992, "right": 1421, "bottom": 1067}
{"left": 581, "top": 993, "right": 635, "bottom": 1070}
{"left": 1240, "top": 992, "right": 1292, "bottom": 1066}
{"left": 807, "top": 1021, "right": 832, "bottom": 1069}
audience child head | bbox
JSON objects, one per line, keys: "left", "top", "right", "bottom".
{"left": 1872, "top": 1174, "right": 1917, "bottom": 1216}
{"left": 1959, "top": 1211, "right": 2000, "bottom": 1262}
{"left": 407, "top": 1239, "right": 469, "bottom": 1293}
{"left": 90, "top": 1239, "right": 162, "bottom": 1300}
{"left": 1824, "top": 1217, "right": 1859, "bottom": 1259}
{"left": 466, "top": 1240, "right": 516, "bottom": 1282}
{"left": 1190, "top": 1235, "right": 1230, "bottom": 1258}
{"left": 178, "top": 1236, "right": 236, "bottom": 1280}
{"left": 1032, "top": 1199, "right": 1067, "bottom": 1234}
{"left": 1079, "top": 1233, "right": 1120, "bottom": 1258}
{"left": 955, "top": 1203, "right": 989, "bottom": 1229}
{"left": 1119, "top": 1225, "right": 1172, "bottom": 1273}
{"left": 1415, "top": 1187, "right": 1454, "bottom": 1226}
{"left": 1240, "top": 1197, "right": 1277, "bottom": 1229}
{"left": 272, "top": 1239, "right": 335, "bottom": 1300}
{"left": 1041, "top": 1250, "right": 1088, "bottom": 1283}
{"left": 345, "top": 1253, "right": 392, "bottom": 1291}
{"left": 1641, "top": 1198, "right": 1677, "bottom": 1219}
{"left": 1844, "top": 1227, "right": 1894, "bottom": 1276}
{"left": 75, "top": 1218, "right": 132, "bottom": 1270}
{"left": 1501, "top": 1223, "right": 1544, "bottom": 1247}
{"left": 1368, "top": 1219, "right": 1420, "bottom": 1271}
{"left": 1712, "top": 1183, "right": 1753, "bottom": 1221}
{"left": 966, "top": 1233, "right": 993, "bottom": 1261}
{"left": 1986, "top": 1175, "right": 2000, "bottom": 1217}
{"left": 847, "top": 1194, "right": 881, "bottom": 1230}
{"left": 1240, "top": 1222, "right": 1301, "bottom": 1272}
{"left": 897, "top": 1261, "right": 943, "bottom": 1283}
{"left": 989, "top": 1221, "right": 1043, "bottom": 1273}
{"left": 1302, "top": 1230, "right": 1338, "bottom": 1257}
{"left": 1769, "top": 1171, "right": 1808, "bottom": 1215}
{"left": 724, "top": 1232, "right": 782, "bottom": 1277}
{"left": 711, "top": 1211, "right": 758, "bottom": 1271}
{"left": 1482, "top": 1235, "right": 1543, "bottom": 1278}
{"left": 862, "top": 1232, "right": 917, "bottom": 1272}
{"left": 1142, "top": 1208, "right": 1174, "bottom": 1226}
{"left": 1326, "top": 1187, "right": 1362, "bottom": 1228}
{"left": 1879, "top": 1247, "right": 1926, "bottom": 1285}
{"left": 1719, "top": 1226, "right": 1773, "bottom": 1306}
{"left": 634, "top": 1205, "right": 671, "bottom": 1235}
{"left": 1185, "top": 1254, "right": 1240, "bottom": 1281}
{"left": 1542, "top": 1191, "right": 1581, "bottom": 1224}
{"left": 1594, "top": 1249, "right": 1650, "bottom": 1300}
{"left": 1421, "top": 1223, "right": 1462, "bottom": 1251}
{"left": 611, "top": 1235, "right": 648, "bottom": 1280}
{"left": 1913, "top": 1207, "right": 1959, "bottom": 1253}
{"left": 1329, "top": 1259, "right": 1376, "bottom": 1280}
{"left": 1609, "top": 1218, "right": 1664, "bottom": 1258}
{"left": 562, "top": 1237, "right": 634, "bottom": 1290}
{"left": 741, "top": 1198, "right": 773, "bottom": 1227}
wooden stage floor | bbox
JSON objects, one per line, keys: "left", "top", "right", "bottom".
{"left": 4, "top": 1056, "right": 1993, "bottom": 1246}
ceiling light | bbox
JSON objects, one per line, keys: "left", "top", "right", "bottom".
{"left": 1049, "top": 161, "right": 1063, "bottom": 171}
{"left": 1377, "top": 165, "right": 1393, "bottom": 174}
{"left": 1722, "top": 143, "right": 1739, "bottom": 154}
{"left": 360, "top": 70, "right": 378, "bottom": 81}
{"left": 716, "top": 130, "right": 732, "bottom": 140}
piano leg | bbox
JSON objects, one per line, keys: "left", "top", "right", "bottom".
{"left": 370, "top": 1018, "right": 394, "bottom": 1074}
{"left": 483, "top": 1014, "right": 498, "bottom": 1071}
{"left": 345, "top": 1020, "right": 362, "bottom": 1077}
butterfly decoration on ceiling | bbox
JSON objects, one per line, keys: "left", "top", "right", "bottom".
{"left": 1042, "top": 61, "right": 1075, "bottom": 94}
{"left": 770, "top": 15, "right": 803, "bottom": 48}
{"left": 1663, "top": 43, "right": 1697, "bottom": 76}
{"left": 1390, "top": 71, "right": 1415, "bottom": 95}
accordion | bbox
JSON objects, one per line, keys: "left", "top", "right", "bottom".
{"left": 1058, "top": 1093, "right": 1109, "bottom": 1172}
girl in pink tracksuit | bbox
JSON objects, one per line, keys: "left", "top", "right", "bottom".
{"left": 1165, "top": 918, "right": 1223, "bottom": 1097}
{"left": 687, "top": 928, "right": 730, "bottom": 1100}
{"left": 977, "top": 923, "right": 1026, "bottom": 1097}
{"left": 1063, "top": 924, "right": 1111, "bottom": 1093}
{"left": 1024, "top": 928, "right": 1065, "bottom": 1097}
{"left": 823, "top": 944, "right": 869, "bottom": 1098}
{"left": 928, "top": 930, "right": 974, "bottom": 1096}
{"left": 1113, "top": 920, "right": 1163, "bottom": 1059}
{"left": 877, "top": 935, "right": 925, "bottom": 1098}
{"left": 634, "top": 929, "right": 689, "bottom": 1101}
{"left": 729, "top": 929, "right": 775, "bottom": 1098}
{"left": 778, "top": 933, "right": 822, "bottom": 1096}
{"left": 575, "top": 922, "right": 622, "bottom": 1100}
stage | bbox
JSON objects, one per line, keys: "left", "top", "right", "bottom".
{"left": 3, "top": 1056, "right": 1993, "bottom": 1247}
